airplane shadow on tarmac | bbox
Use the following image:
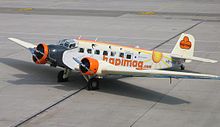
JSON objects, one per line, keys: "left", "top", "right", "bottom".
{"left": 0, "top": 58, "right": 190, "bottom": 105}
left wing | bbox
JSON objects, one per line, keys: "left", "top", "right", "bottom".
{"left": 102, "top": 66, "right": 220, "bottom": 80}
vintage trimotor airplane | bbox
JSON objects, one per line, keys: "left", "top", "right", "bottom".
{"left": 8, "top": 33, "right": 220, "bottom": 90}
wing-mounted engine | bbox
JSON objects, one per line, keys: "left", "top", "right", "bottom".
{"left": 32, "top": 43, "right": 69, "bottom": 67}
{"left": 8, "top": 38, "right": 72, "bottom": 68}
{"left": 32, "top": 43, "right": 49, "bottom": 64}
{"left": 78, "top": 57, "right": 115, "bottom": 76}
{"left": 80, "top": 57, "right": 99, "bottom": 75}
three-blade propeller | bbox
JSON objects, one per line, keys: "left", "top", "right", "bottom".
{"left": 72, "top": 57, "right": 95, "bottom": 75}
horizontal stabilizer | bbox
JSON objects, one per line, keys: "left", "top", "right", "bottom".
{"left": 171, "top": 54, "right": 217, "bottom": 63}
{"left": 189, "top": 56, "right": 217, "bottom": 63}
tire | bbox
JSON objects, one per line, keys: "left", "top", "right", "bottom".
{"left": 57, "top": 70, "right": 68, "bottom": 82}
{"left": 180, "top": 65, "right": 185, "bottom": 70}
{"left": 87, "top": 78, "right": 99, "bottom": 90}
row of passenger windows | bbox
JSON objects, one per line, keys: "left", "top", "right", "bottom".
{"left": 79, "top": 48, "right": 132, "bottom": 59}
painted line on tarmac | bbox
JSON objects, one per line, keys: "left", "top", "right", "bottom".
{"left": 0, "top": 7, "right": 220, "bottom": 22}
{"left": 0, "top": 31, "right": 165, "bottom": 41}
{"left": 16, "top": 8, "right": 33, "bottom": 12}
{"left": 137, "top": 11, "right": 156, "bottom": 15}
{"left": 11, "top": 86, "right": 87, "bottom": 127}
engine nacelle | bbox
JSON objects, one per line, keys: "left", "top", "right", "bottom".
{"left": 80, "top": 57, "right": 99, "bottom": 75}
{"left": 32, "top": 43, "right": 49, "bottom": 64}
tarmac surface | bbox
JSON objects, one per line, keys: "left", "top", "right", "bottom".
{"left": 0, "top": 0, "right": 220, "bottom": 127}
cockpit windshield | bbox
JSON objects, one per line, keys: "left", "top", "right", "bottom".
{"left": 58, "top": 39, "right": 78, "bottom": 49}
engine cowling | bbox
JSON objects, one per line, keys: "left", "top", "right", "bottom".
{"left": 32, "top": 43, "right": 49, "bottom": 64}
{"left": 80, "top": 57, "right": 99, "bottom": 75}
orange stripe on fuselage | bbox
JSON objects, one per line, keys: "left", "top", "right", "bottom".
{"left": 77, "top": 39, "right": 148, "bottom": 52}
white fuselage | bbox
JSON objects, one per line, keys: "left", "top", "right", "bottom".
{"left": 70, "top": 39, "right": 181, "bottom": 70}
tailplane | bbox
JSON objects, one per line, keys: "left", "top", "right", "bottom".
{"left": 171, "top": 33, "right": 195, "bottom": 58}
{"left": 171, "top": 33, "right": 217, "bottom": 63}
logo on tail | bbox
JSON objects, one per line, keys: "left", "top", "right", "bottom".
{"left": 179, "top": 36, "right": 192, "bottom": 49}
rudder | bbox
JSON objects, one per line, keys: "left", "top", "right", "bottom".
{"left": 171, "top": 33, "right": 195, "bottom": 58}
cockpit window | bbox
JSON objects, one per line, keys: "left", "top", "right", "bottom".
{"left": 58, "top": 39, "right": 78, "bottom": 49}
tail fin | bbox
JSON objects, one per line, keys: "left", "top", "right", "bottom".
{"left": 171, "top": 33, "right": 195, "bottom": 58}
{"left": 171, "top": 33, "right": 217, "bottom": 63}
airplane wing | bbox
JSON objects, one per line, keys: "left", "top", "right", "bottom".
{"left": 8, "top": 38, "right": 36, "bottom": 49}
{"left": 70, "top": 57, "right": 220, "bottom": 80}
{"left": 102, "top": 66, "right": 220, "bottom": 80}
{"left": 8, "top": 38, "right": 37, "bottom": 54}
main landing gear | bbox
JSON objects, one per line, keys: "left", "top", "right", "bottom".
{"left": 57, "top": 68, "right": 70, "bottom": 82}
{"left": 180, "top": 64, "right": 185, "bottom": 70}
{"left": 82, "top": 74, "right": 100, "bottom": 90}
{"left": 87, "top": 78, "right": 100, "bottom": 90}
{"left": 57, "top": 68, "right": 100, "bottom": 90}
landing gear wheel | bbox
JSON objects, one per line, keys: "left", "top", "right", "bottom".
{"left": 87, "top": 78, "right": 99, "bottom": 90}
{"left": 180, "top": 65, "right": 185, "bottom": 70}
{"left": 57, "top": 70, "right": 68, "bottom": 82}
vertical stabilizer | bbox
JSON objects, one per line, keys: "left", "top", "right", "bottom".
{"left": 171, "top": 33, "right": 195, "bottom": 58}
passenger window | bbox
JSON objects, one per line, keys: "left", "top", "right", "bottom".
{"left": 103, "top": 51, "right": 108, "bottom": 55}
{"left": 119, "top": 52, "right": 124, "bottom": 57}
{"left": 87, "top": 49, "right": 92, "bottom": 54}
{"left": 95, "top": 50, "right": 100, "bottom": 55}
{"left": 79, "top": 48, "right": 84, "bottom": 53}
{"left": 111, "top": 51, "right": 116, "bottom": 56}
{"left": 126, "top": 54, "right": 132, "bottom": 59}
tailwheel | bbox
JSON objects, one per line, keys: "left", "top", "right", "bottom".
{"left": 87, "top": 78, "right": 99, "bottom": 90}
{"left": 180, "top": 64, "right": 185, "bottom": 70}
{"left": 57, "top": 70, "right": 69, "bottom": 82}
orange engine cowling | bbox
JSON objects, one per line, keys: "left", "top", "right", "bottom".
{"left": 32, "top": 43, "right": 49, "bottom": 64}
{"left": 80, "top": 57, "right": 99, "bottom": 75}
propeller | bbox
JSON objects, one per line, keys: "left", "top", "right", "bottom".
{"left": 73, "top": 57, "right": 95, "bottom": 75}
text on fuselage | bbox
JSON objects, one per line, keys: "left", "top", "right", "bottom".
{"left": 103, "top": 55, "right": 143, "bottom": 68}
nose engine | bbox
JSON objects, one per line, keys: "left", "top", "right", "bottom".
{"left": 32, "top": 43, "right": 49, "bottom": 64}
